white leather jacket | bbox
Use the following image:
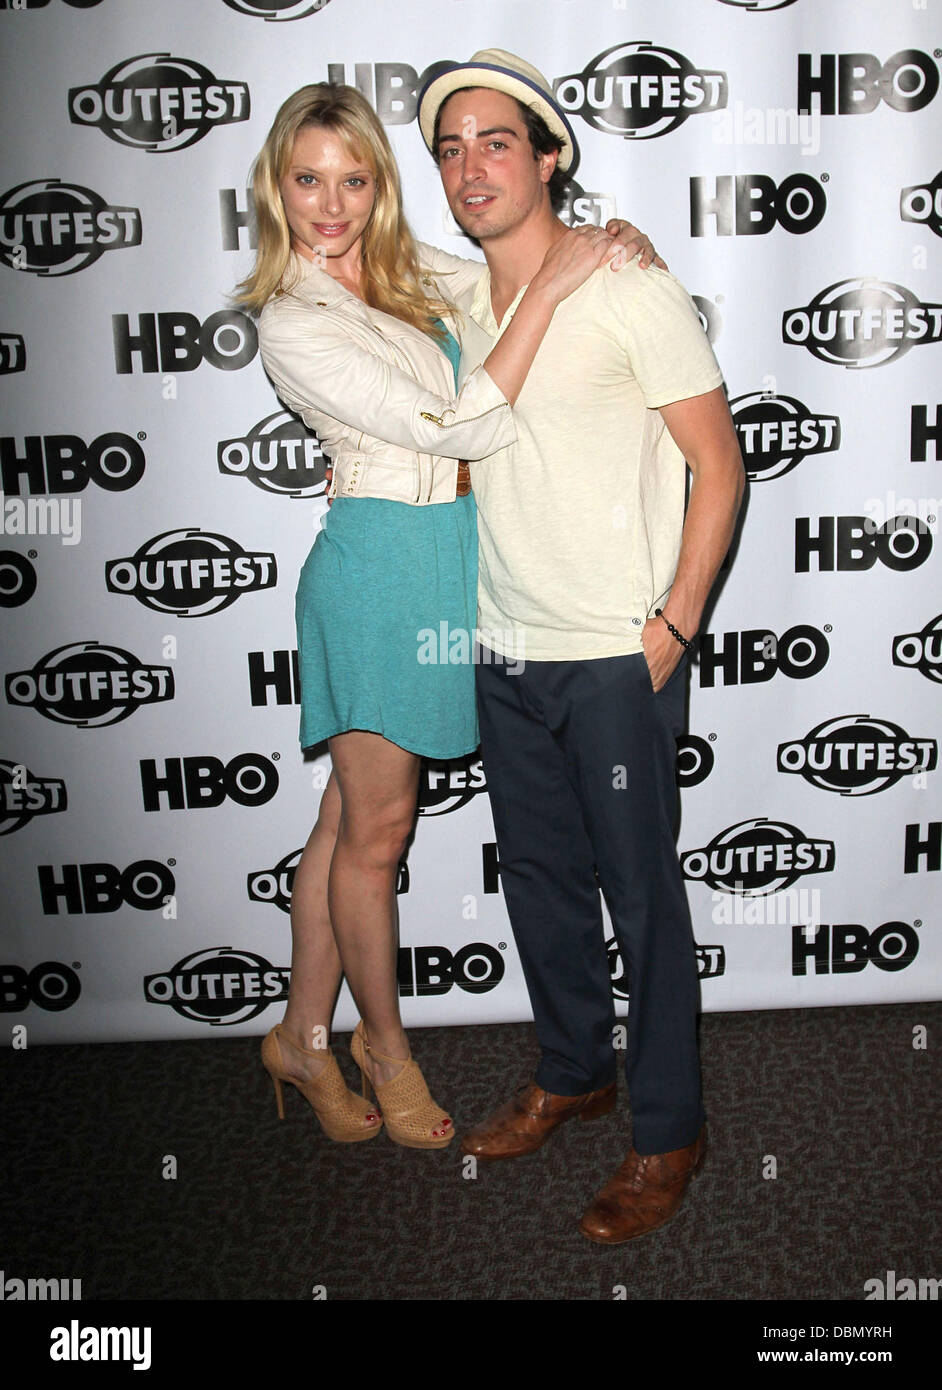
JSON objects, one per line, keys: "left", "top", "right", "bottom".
{"left": 257, "top": 244, "right": 516, "bottom": 504}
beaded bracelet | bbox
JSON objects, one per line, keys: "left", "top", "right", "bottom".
{"left": 654, "top": 609, "right": 693, "bottom": 651}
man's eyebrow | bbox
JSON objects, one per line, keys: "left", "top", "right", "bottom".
{"left": 436, "top": 126, "right": 522, "bottom": 147}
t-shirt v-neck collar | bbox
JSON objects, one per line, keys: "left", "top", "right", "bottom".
{"left": 469, "top": 268, "right": 529, "bottom": 335}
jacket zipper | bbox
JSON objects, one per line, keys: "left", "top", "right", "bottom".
{"left": 419, "top": 402, "right": 507, "bottom": 426}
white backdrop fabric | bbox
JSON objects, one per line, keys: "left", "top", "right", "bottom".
{"left": 1, "top": 0, "right": 940, "bottom": 1042}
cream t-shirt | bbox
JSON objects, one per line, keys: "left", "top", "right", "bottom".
{"left": 455, "top": 259, "right": 724, "bottom": 661}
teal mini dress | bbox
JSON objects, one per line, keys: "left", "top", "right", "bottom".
{"left": 294, "top": 325, "right": 479, "bottom": 758}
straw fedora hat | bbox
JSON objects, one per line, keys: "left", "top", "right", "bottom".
{"left": 417, "top": 48, "right": 577, "bottom": 172}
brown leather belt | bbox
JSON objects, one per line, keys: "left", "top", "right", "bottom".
{"left": 456, "top": 462, "right": 471, "bottom": 496}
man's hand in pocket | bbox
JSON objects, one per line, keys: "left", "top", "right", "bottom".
{"left": 641, "top": 616, "right": 683, "bottom": 692}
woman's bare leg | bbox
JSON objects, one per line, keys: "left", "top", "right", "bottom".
{"left": 280, "top": 772, "right": 342, "bottom": 1060}
{"left": 328, "top": 730, "right": 450, "bottom": 1138}
{"left": 275, "top": 772, "right": 376, "bottom": 1108}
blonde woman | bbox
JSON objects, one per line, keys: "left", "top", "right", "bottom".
{"left": 236, "top": 84, "right": 654, "bottom": 1148}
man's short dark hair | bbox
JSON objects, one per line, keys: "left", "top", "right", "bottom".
{"left": 432, "top": 86, "right": 571, "bottom": 212}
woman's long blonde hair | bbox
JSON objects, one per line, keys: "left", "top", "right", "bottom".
{"left": 234, "top": 83, "right": 449, "bottom": 338}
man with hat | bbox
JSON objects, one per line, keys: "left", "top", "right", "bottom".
{"left": 416, "top": 51, "right": 744, "bottom": 1243}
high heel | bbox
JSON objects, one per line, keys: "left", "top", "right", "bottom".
{"left": 351, "top": 1020, "right": 454, "bottom": 1150}
{"left": 261, "top": 1024, "right": 382, "bottom": 1142}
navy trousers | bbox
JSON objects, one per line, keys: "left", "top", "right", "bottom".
{"left": 475, "top": 647, "right": 705, "bottom": 1155}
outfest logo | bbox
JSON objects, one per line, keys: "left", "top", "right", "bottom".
{"left": 681, "top": 818, "right": 835, "bottom": 895}
{"left": 417, "top": 753, "right": 486, "bottom": 816}
{"left": 144, "top": 948, "right": 289, "bottom": 1025}
{"left": 5, "top": 642, "right": 174, "bottom": 728}
{"left": 729, "top": 391, "right": 840, "bottom": 481}
{"left": 608, "top": 936, "right": 725, "bottom": 999}
{"left": 892, "top": 614, "right": 942, "bottom": 684}
{"left": 248, "top": 846, "right": 408, "bottom": 907}
{"left": 900, "top": 170, "right": 942, "bottom": 239}
{"left": 0, "top": 180, "right": 140, "bottom": 276}
{"left": 559, "top": 179, "right": 616, "bottom": 229}
{"left": 69, "top": 55, "right": 250, "bottom": 152}
{"left": 777, "top": 716, "right": 937, "bottom": 796}
{"left": 222, "top": 0, "right": 332, "bottom": 16}
{"left": 0, "top": 759, "right": 67, "bottom": 835}
{"left": 218, "top": 412, "right": 327, "bottom": 497}
{"left": 0, "top": 334, "right": 25, "bottom": 374}
{"left": 105, "top": 529, "right": 276, "bottom": 616}
{"left": 247, "top": 848, "right": 302, "bottom": 913}
{"left": 0, "top": 1, "right": 104, "bottom": 8}
{"left": 783, "top": 279, "right": 942, "bottom": 368}
{"left": 554, "top": 42, "right": 727, "bottom": 139}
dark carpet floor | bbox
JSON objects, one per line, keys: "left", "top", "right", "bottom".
{"left": 1, "top": 1002, "right": 939, "bottom": 1305}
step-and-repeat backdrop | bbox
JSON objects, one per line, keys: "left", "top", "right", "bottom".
{"left": 1, "top": 0, "right": 939, "bottom": 1042}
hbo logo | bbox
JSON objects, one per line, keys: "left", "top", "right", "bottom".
{"left": 0, "top": 962, "right": 81, "bottom": 1012}
{"left": 140, "top": 755, "right": 279, "bottom": 811}
{"left": 397, "top": 944, "right": 504, "bottom": 997}
{"left": 38, "top": 861, "right": 173, "bottom": 915}
{"left": 698, "top": 624, "right": 829, "bottom": 687}
{"left": 690, "top": 174, "right": 826, "bottom": 237}
{"left": 792, "top": 922, "right": 919, "bottom": 975}
{"left": 113, "top": 311, "right": 257, "bottom": 374}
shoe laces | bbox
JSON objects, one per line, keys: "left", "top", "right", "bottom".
{"left": 618, "top": 1150, "right": 653, "bottom": 1193}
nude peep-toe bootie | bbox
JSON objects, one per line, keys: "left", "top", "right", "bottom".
{"left": 351, "top": 1020, "right": 454, "bottom": 1150}
{"left": 261, "top": 1024, "right": 382, "bottom": 1142}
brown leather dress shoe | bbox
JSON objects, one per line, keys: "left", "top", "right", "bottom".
{"left": 460, "top": 1080, "right": 616, "bottom": 1160}
{"left": 578, "top": 1124, "right": 708, "bottom": 1244}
